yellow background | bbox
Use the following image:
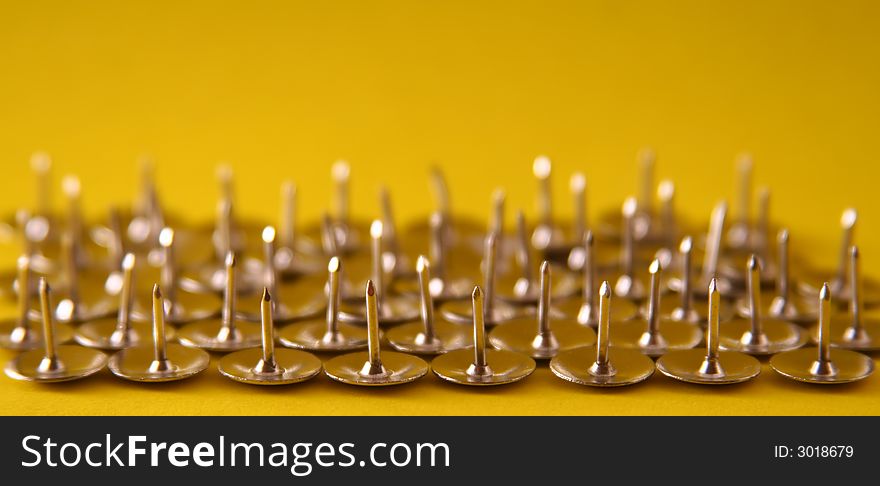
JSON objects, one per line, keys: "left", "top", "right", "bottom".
{"left": 1, "top": 0, "right": 879, "bottom": 415}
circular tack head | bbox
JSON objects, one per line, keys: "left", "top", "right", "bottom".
{"left": 74, "top": 318, "right": 176, "bottom": 350}
{"left": 656, "top": 349, "right": 761, "bottom": 385}
{"left": 551, "top": 297, "right": 638, "bottom": 325}
{"left": 5, "top": 345, "right": 107, "bottom": 383}
{"left": 219, "top": 348, "right": 322, "bottom": 385}
{"left": 816, "top": 317, "right": 880, "bottom": 351}
{"left": 324, "top": 351, "right": 428, "bottom": 386}
{"left": 338, "top": 295, "right": 420, "bottom": 325}
{"left": 550, "top": 346, "right": 655, "bottom": 387}
{"left": 610, "top": 319, "right": 703, "bottom": 357}
{"left": 176, "top": 319, "right": 262, "bottom": 352}
{"left": 132, "top": 290, "right": 221, "bottom": 325}
{"left": 432, "top": 348, "right": 536, "bottom": 386}
{"left": 0, "top": 319, "right": 74, "bottom": 351}
{"left": 770, "top": 347, "right": 874, "bottom": 384}
{"left": 386, "top": 320, "right": 473, "bottom": 355}
{"left": 440, "top": 299, "right": 522, "bottom": 325}
{"left": 108, "top": 343, "right": 209, "bottom": 382}
{"left": 719, "top": 318, "right": 807, "bottom": 355}
{"left": 278, "top": 319, "right": 368, "bottom": 351}
{"left": 488, "top": 317, "right": 597, "bottom": 359}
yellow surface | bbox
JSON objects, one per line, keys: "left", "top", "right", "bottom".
{"left": 1, "top": 0, "right": 880, "bottom": 415}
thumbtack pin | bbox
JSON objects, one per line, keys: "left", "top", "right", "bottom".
{"left": 550, "top": 281, "right": 655, "bottom": 386}
{"left": 1, "top": 256, "right": 73, "bottom": 350}
{"left": 765, "top": 230, "right": 817, "bottom": 324}
{"left": 75, "top": 253, "right": 176, "bottom": 349}
{"left": 611, "top": 259, "right": 702, "bottom": 357}
{"left": 278, "top": 257, "right": 369, "bottom": 351}
{"left": 324, "top": 280, "right": 428, "bottom": 386}
{"left": 108, "top": 284, "right": 209, "bottom": 382}
{"left": 613, "top": 197, "right": 646, "bottom": 300}
{"left": 489, "top": 261, "right": 596, "bottom": 359}
{"left": 219, "top": 288, "right": 322, "bottom": 384}
{"left": 177, "top": 252, "right": 263, "bottom": 352}
{"left": 656, "top": 279, "right": 761, "bottom": 384}
{"left": 5, "top": 278, "right": 107, "bottom": 382}
{"left": 820, "top": 247, "right": 880, "bottom": 351}
{"left": 432, "top": 285, "right": 536, "bottom": 385}
{"left": 771, "top": 283, "right": 874, "bottom": 383}
{"left": 386, "top": 256, "right": 472, "bottom": 355}
{"left": 719, "top": 255, "right": 806, "bottom": 355}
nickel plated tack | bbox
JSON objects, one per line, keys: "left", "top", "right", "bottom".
{"left": 553, "top": 231, "right": 637, "bottom": 325}
{"left": 274, "top": 180, "right": 322, "bottom": 277}
{"left": 441, "top": 232, "right": 522, "bottom": 326}
{"left": 818, "top": 247, "right": 880, "bottom": 351}
{"left": 52, "top": 230, "right": 115, "bottom": 324}
{"left": 489, "top": 261, "right": 596, "bottom": 359}
{"left": 324, "top": 280, "right": 428, "bottom": 386}
{"left": 338, "top": 220, "right": 419, "bottom": 325}
{"left": 529, "top": 156, "right": 564, "bottom": 254}
{"left": 386, "top": 256, "right": 472, "bottom": 355}
{"left": 656, "top": 279, "right": 761, "bottom": 385}
{"left": 132, "top": 228, "right": 221, "bottom": 325}
{"left": 665, "top": 237, "right": 703, "bottom": 323}
{"left": 611, "top": 259, "right": 702, "bottom": 357}
{"left": 685, "top": 201, "right": 734, "bottom": 299}
{"left": 614, "top": 197, "right": 646, "bottom": 301}
{"left": 1, "top": 256, "right": 73, "bottom": 350}
{"left": 177, "top": 252, "right": 262, "bottom": 352}
{"left": 219, "top": 288, "right": 322, "bottom": 385}
{"left": 764, "top": 230, "right": 817, "bottom": 325}
{"left": 109, "top": 284, "right": 209, "bottom": 382}
{"left": 5, "top": 278, "right": 107, "bottom": 383}
{"left": 278, "top": 257, "right": 368, "bottom": 351}
{"left": 725, "top": 154, "right": 754, "bottom": 251}
{"left": 432, "top": 286, "right": 536, "bottom": 385}
{"left": 719, "top": 255, "right": 806, "bottom": 355}
{"left": 771, "top": 283, "right": 874, "bottom": 384}
{"left": 74, "top": 253, "right": 176, "bottom": 349}
{"left": 549, "top": 281, "right": 655, "bottom": 387}
{"left": 236, "top": 226, "right": 324, "bottom": 323}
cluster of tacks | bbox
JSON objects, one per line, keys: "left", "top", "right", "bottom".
{"left": 0, "top": 152, "right": 877, "bottom": 388}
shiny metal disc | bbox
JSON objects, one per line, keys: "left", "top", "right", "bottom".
{"left": 177, "top": 319, "right": 262, "bottom": 352}
{"left": 811, "top": 318, "right": 880, "bottom": 352}
{"left": 5, "top": 345, "right": 107, "bottom": 383}
{"left": 385, "top": 320, "right": 473, "bottom": 355}
{"left": 324, "top": 351, "right": 428, "bottom": 386}
{"left": 132, "top": 290, "right": 221, "bottom": 325}
{"left": 656, "top": 349, "right": 760, "bottom": 384}
{"left": 488, "top": 318, "right": 596, "bottom": 359}
{"left": 610, "top": 319, "right": 703, "bottom": 357}
{"left": 550, "top": 297, "right": 638, "bottom": 325}
{"left": 440, "top": 299, "right": 523, "bottom": 325}
{"left": 550, "top": 346, "right": 655, "bottom": 387}
{"left": 0, "top": 319, "right": 74, "bottom": 351}
{"left": 338, "top": 295, "right": 420, "bottom": 325}
{"left": 719, "top": 318, "right": 807, "bottom": 355}
{"left": 219, "top": 348, "right": 322, "bottom": 385}
{"left": 278, "top": 319, "right": 369, "bottom": 351}
{"left": 770, "top": 347, "right": 874, "bottom": 384}
{"left": 432, "top": 348, "right": 535, "bottom": 386}
{"left": 108, "top": 343, "right": 209, "bottom": 382}
{"left": 74, "top": 318, "right": 176, "bottom": 350}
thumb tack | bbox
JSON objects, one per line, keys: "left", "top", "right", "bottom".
{"left": 550, "top": 281, "right": 654, "bottom": 387}
{"left": 386, "top": 256, "right": 472, "bottom": 355}
{"left": 657, "top": 278, "right": 761, "bottom": 384}
{"left": 489, "top": 261, "right": 596, "bottom": 359}
{"left": 766, "top": 230, "right": 817, "bottom": 325}
{"left": 5, "top": 278, "right": 107, "bottom": 383}
{"left": 108, "top": 284, "right": 209, "bottom": 382}
{"left": 611, "top": 258, "right": 702, "bottom": 357}
{"left": 432, "top": 285, "right": 536, "bottom": 385}
{"left": 177, "top": 252, "right": 262, "bottom": 352}
{"left": 278, "top": 257, "right": 368, "bottom": 351}
{"left": 2, "top": 256, "right": 73, "bottom": 350}
{"left": 324, "top": 280, "right": 428, "bottom": 386}
{"left": 719, "top": 255, "right": 806, "bottom": 355}
{"left": 219, "top": 288, "right": 322, "bottom": 385}
{"left": 613, "top": 197, "right": 646, "bottom": 300}
{"left": 821, "top": 247, "right": 880, "bottom": 351}
{"left": 771, "top": 282, "right": 874, "bottom": 384}
{"left": 75, "top": 253, "right": 176, "bottom": 349}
